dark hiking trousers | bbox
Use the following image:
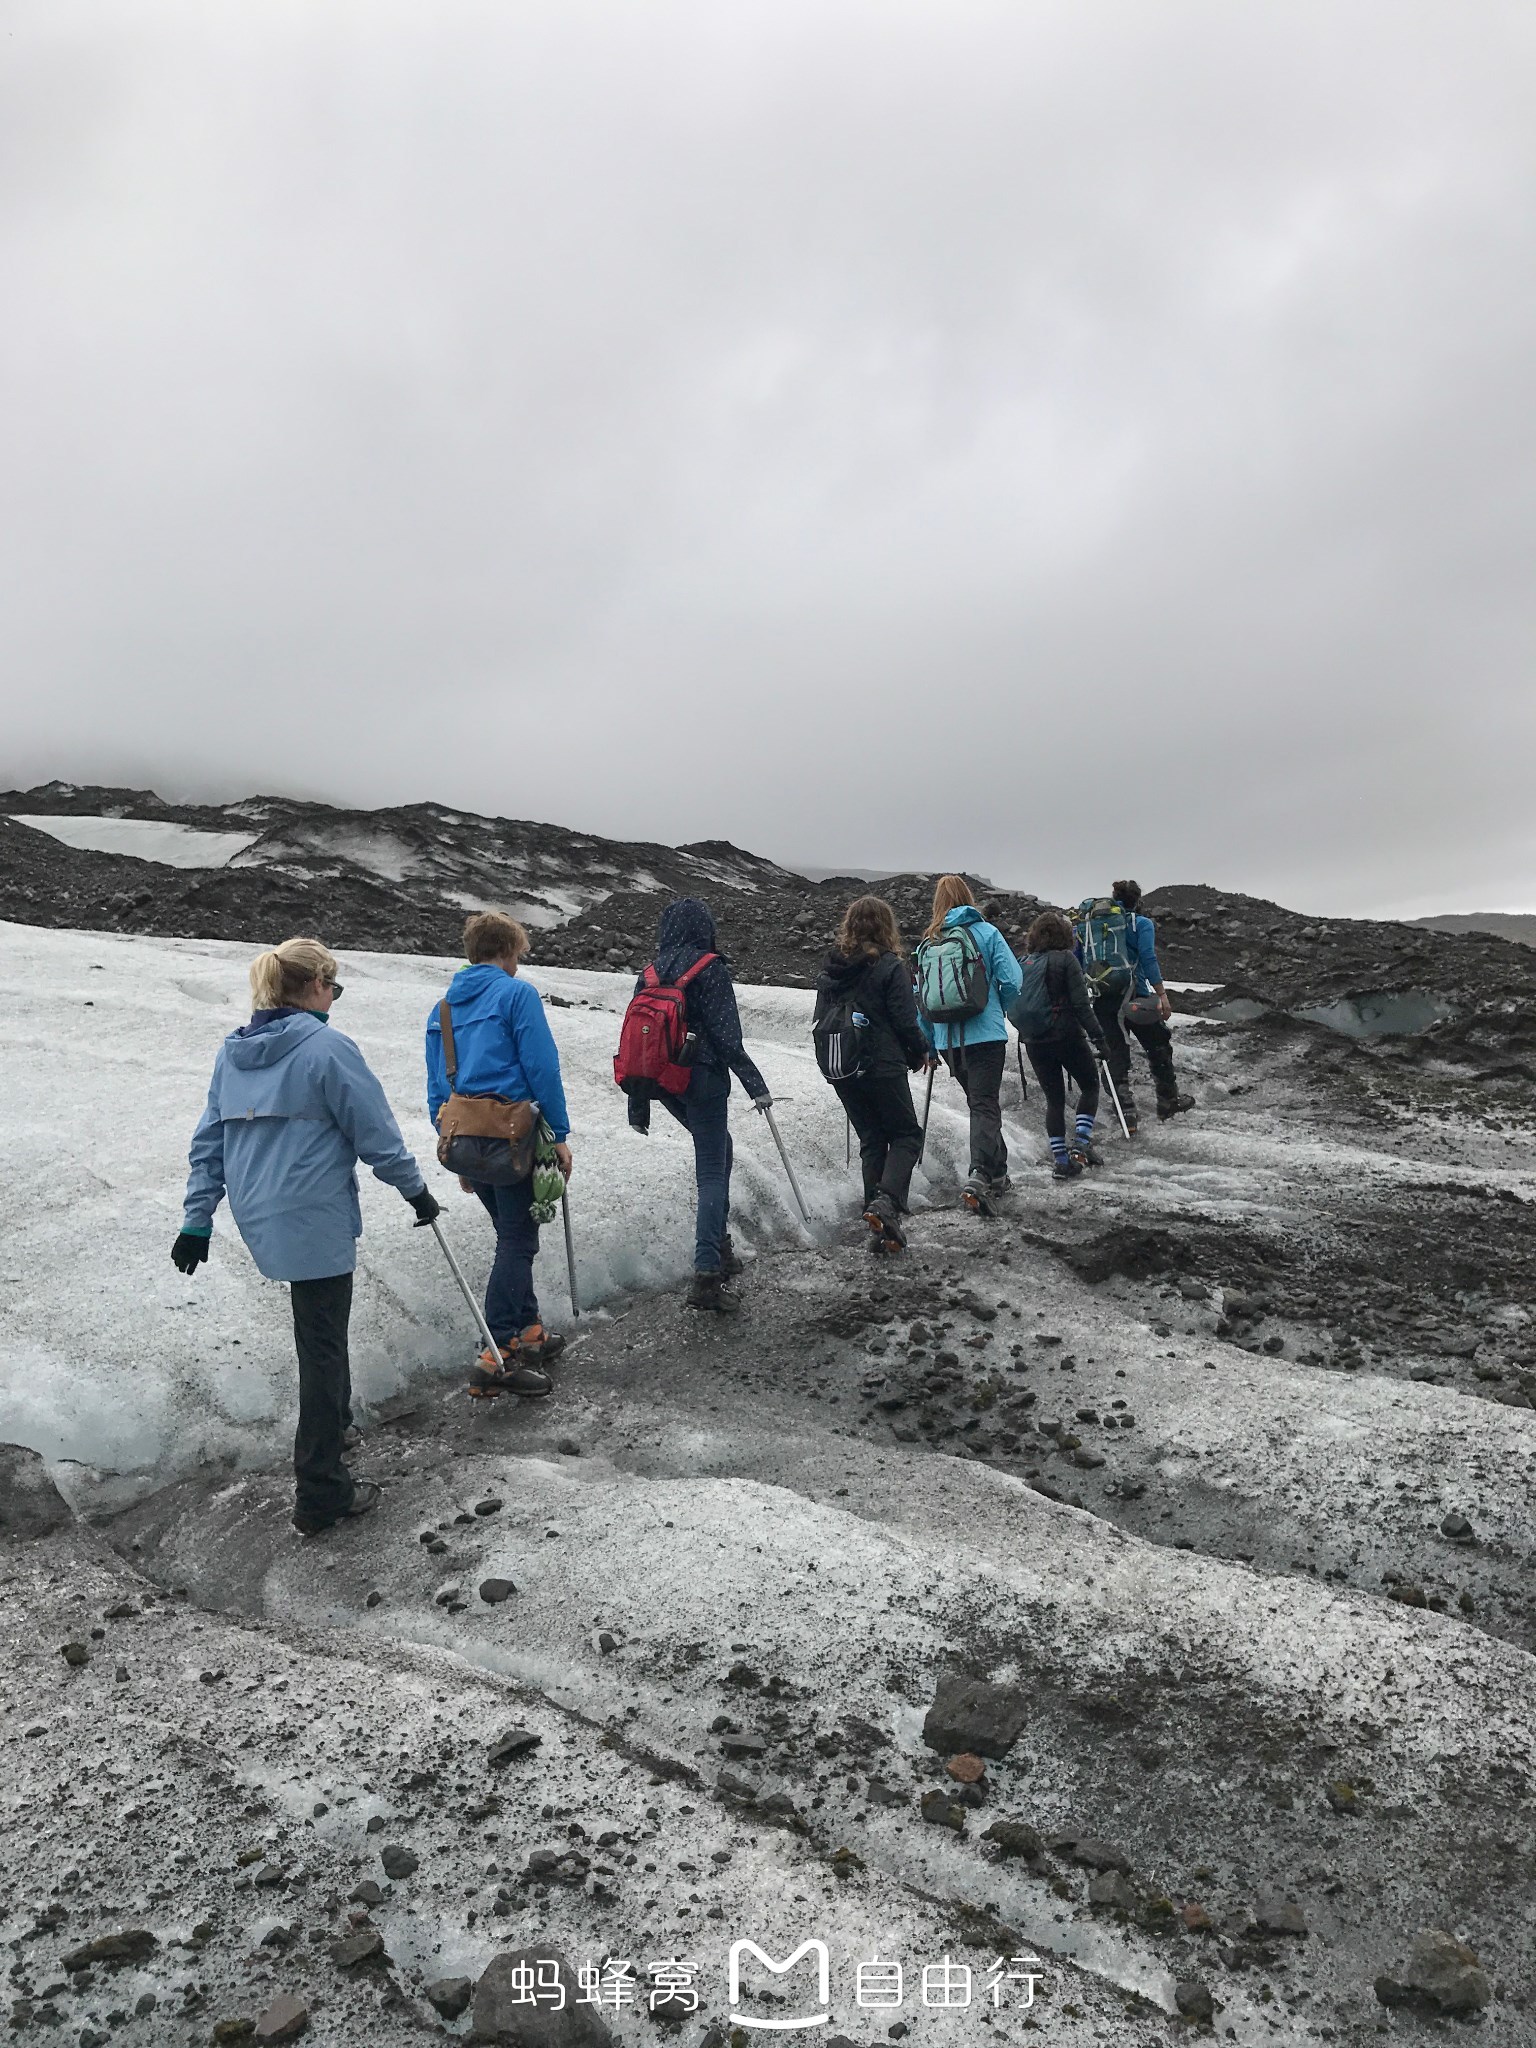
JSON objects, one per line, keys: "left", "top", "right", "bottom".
{"left": 660, "top": 1065, "right": 733, "bottom": 1273}
{"left": 834, "top": 1071, "right": 923, "bottom": 1212}
{"left": 1025, "top": 1034, "right": 1100, "bottom": 1141}
{"left": 1092, "top": 991, "right": 1180, "bottom": 1101}
{"left": 291, "top": 1272, "right": 355, "bottom": 1521}
{"left": 942, "top": 1038, "right": 1009, "bottom": 1181}
{"left": 471, "top": 1176, "right": 542, "bottom": 1345}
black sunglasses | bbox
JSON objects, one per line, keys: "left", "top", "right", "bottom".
{"left": 323, "top": 978, "right": 345, "bottom": 999}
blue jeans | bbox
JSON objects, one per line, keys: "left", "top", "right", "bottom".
{"left": 472, "top": 1177, "right": 541, "bottom": 1345}
{"left": 660, "top": 1065, "right": 733, "bottom": 1273}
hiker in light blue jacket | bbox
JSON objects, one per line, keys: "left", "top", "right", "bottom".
{"left": 172, "top": 937, "right": 439, "bottom": 1537}
{"left": 916, "top": 876, "right": 1023, "bottom": 1214}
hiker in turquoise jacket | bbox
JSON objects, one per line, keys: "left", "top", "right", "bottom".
{"left": 916, "top": 878, "right": 1022, "bottom": 1212}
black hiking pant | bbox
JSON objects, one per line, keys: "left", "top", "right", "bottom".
{"left": 834, "top": 1071, "right": 923, "bottom": 1212}
{"left": 1025, "top": 1033, "right": 1100, "bottom": 1140}
{"left": 1092, "top": 991, "right": 1179, "bottom": 1102}
{"left": 290, "top": 1273, "right": 356, "bottom": 1521}
{"left": 942, "top": 1038, "right": 1008, "bottom": 1181}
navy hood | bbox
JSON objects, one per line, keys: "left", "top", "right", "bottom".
{"left": 655, "top": 897, "right": 722, "bottom": 980}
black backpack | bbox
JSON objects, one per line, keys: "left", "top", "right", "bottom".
{"left": 812, "top": 974, "right": 873, "bottom": 1082}
{"left": 1007, "top": 952, "right": 1070, "bottom": 1040}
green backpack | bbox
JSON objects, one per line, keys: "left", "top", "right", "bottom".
{"left": 1074, "top": 897, "right": 1134, "bottom": 996}
{"left": 914, "top": 923, "right": 990, "bottom": 1028}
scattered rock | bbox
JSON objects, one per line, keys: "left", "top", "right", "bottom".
{"left": 479, "top": 1577, "right": 517, "bottom": 1604}
{"left": 919, "top": 1789, "right": 966, "bottom": 1832}
{"left": 62, "top": 1930, "right": 158, "bottom": 1971}
{"left": 864, "top": 1778, "right": 907, "bottom": 1808}
{"left": 716, "top": 1768, "right": 758, "bottom": 1801}
{"left": 1087, "top": 1870, "right": 1137, "bottom": 1912}
{"left": 1251, "top": 1891, "right": 1307, "bottom": 1937}
{"left": 719, "top": 1731, "right": 768, "bottom": 1757}
{"left": 1439, "top": 1511, "right": 1475, "bottom": 1542}
{"left": 349, "top": 1881, "right": 385, "bottom": 1907}
{"left": 331, "top": 1927, "right": 386, "bottom": 1969}
{"left": 380, "top": 1844, "right": 418, "bottom": 1880}
{"left": 1051, "top": 1834, "right": 1131, "bottom": 1874}
{"left": 982, "top": 1818, "right": 1044, "bottom": 1860}
{"left": 254, "top": 1993, "right": 309, "bottom": 2042}
{"left": 474, "top": 1497, "right": 504, "bottom": 1516}
{"left": 425, "top": 1978, "right": 473, "bottom": 2021}
{"left": 488, "top": 1727, "right": 543, "bottom": 1765}
{"left": 945, "top": 1753, "right": 986, "bottom": 1785}
{"left": 1174, "top": 1979, "right": 1216, "bottom": 2022}
{"left": 922, "top": 1672, "right": 1029, "bottom": 1759}
{"left": 1325, "top": 1780, "right": 1360, "bottom": 1816}
{"left": 1375, "top": 1929, "right": 1492, "bottom": 2015}
{"left": 60, "top": 1642, "right": 90, "bottom": 1668}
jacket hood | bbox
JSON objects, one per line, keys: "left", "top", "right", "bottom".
{"left": 657, "top": 897, "right": 718, "bottom": 957}
{"left": 226, "top": 1010, "right": 328, "bottom": 1069}
{"left": 821, "top": 947, "right": 883, "bottom": 987}
{"left": 944, "top": 905, "right": 983, "bottom": 928}
{"left": 444, "top": 962, "right": 513, "bottom": 1005}
{"left": 655, "top": 896, "right": 724, "bottom": 981}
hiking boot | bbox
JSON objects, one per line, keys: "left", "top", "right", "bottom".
{"left": 293, "top": 1480, "right": 381, "bottom": 1537}
{"left": 988, "top": 1174, "right": 1014, "bottom": 1196}
{"left": 1051, "top": 1156, "right": 1085, "bottom": 1183}
{"left": 469, "top": 1345, "right": 554, "bottom": 1399}
{"left": 720, "top": 1232, "right": 745, "bottom": 1279}
{"left": 862, "top": 1192, "right": 907, "bottom": 1252}
{"left": 1156, "top": 1091, "right": 1195, "bottom": 1120}
{"left": 515, "top": 1323, "right": 566, "bottom": 1370}
{"left": 1069, "top": 1138, "right": 1104, "bottom": 1168}
{"left": 961, "top": 1174, "right": 997, "bottom": 1218}
{"left": 687, "top": 1270, "right": 741, "bottom": 1315}
{"left": 341, "top": 1423, "right": 363, "bottom": 1457}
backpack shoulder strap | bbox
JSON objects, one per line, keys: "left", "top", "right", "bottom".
{"left": 641, "top": 964, "right": 661, "bottom": 990}
{"left": 674, "top": 951, "right": 718, "bottom": 990}
{"left": 438, "top": 999, "right": 458, "bottom": 1086}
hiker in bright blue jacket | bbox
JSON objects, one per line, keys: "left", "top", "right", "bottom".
{"left": 425, "top": 912, "right": 573, "bottom": 1394}
{"left": 172, "top": 937, "right": 439, "bottom": 1537}
{"left": 916, "top": 876, "right": 1023, "bottom": 1214}
{"left": 626, "top": 897, "right": 770, "bottom": 1315}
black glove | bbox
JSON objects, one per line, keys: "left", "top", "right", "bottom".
{"left": 406, "top": 1187, "right": 442, "bottom": 1227}
{"left": 171, "top": 1231, "right": 210, "bottom": 1274}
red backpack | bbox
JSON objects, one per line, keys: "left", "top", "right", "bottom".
{"left": 613, "top": 954, "right": 717, "bottom": 1097}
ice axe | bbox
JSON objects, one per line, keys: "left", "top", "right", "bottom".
{"left": 756, "top": 1099, "right": 811, "bottom": 1226}
{"left": 428, "top": 1218, "right": 503, "bottom": 1361}
{"left": 560, "top": 1187, "right": 581, "bottom": 1319}
{"left": 1098, "top": 1059, "right": 1131, "bottom": 1141}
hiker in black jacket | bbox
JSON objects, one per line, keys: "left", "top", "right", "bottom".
{"left": 1013, "top": 910, "right": 1110, "bottom": 1183}
{"left": 628, "top": 897, "right": 770, "bottom": 1314}
{"left": 813, "top": 896, "right": 930, "bottom": 1253}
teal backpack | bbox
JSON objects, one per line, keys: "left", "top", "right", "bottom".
{"left": 1074, "top": 897, "right": 1134, "bottom": 996}
{"left": 914, "top": 922, "right": 990, "bottom": 1029}
{"left": 1008, "top": 952, "right": 1070, "bottom": 1039}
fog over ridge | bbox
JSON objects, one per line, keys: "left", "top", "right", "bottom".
{"left": 3, "top": 0, "right": 1533, "bottom": 919}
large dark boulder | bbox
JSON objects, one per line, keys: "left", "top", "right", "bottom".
{"left": 922, "top": 1672, "right": 1029, "bottom": 1759}
{"left": 0, "top": 1445, "right": 71, "bottom": 1539}
{"left": 472, "top": 1951, "right": 618, "bottom": 2047}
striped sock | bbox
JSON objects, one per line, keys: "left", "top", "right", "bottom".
{"left": 1049, "top": 1136, "right": 1070, "bottom": 1163}
{"left": 1075, "top": 1113, "right": 1096, "bottom": 1143}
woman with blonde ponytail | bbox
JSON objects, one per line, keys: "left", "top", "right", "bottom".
{"left": 174, "top": 936, "right": 441, "bottom": 1536}
{"left": 914, "top": 873, "right": 1022, "bottom": 1215}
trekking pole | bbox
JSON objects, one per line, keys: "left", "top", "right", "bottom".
{"left": 917, "top": 1065, "right": 936, "bottom": 1163}
{"left": 560, "top": 1188, "right": 581, "bottom": 1319}
{"left": 429, "top": 1219, "right": 502, "bottom": 1360}
{"left": 1016, "top": 1041, "right": 1028, "bottom": 1103}
{"left": 756, "top": 1101, "right": 811, "bottom": 1226}
{"left": 846, "top": 1114, "right": 852, "bottom": 1170}
{"left": 1099, "top": 1060, "right": 1131, "bottom": 1141}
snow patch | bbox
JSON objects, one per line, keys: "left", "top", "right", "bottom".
{"left": 11, "top": 815, "right": 257, "bottom": 868}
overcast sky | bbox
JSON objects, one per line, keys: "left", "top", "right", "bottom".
{"left": 3, "top": 2, "right": 1533, "bottom": 917}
